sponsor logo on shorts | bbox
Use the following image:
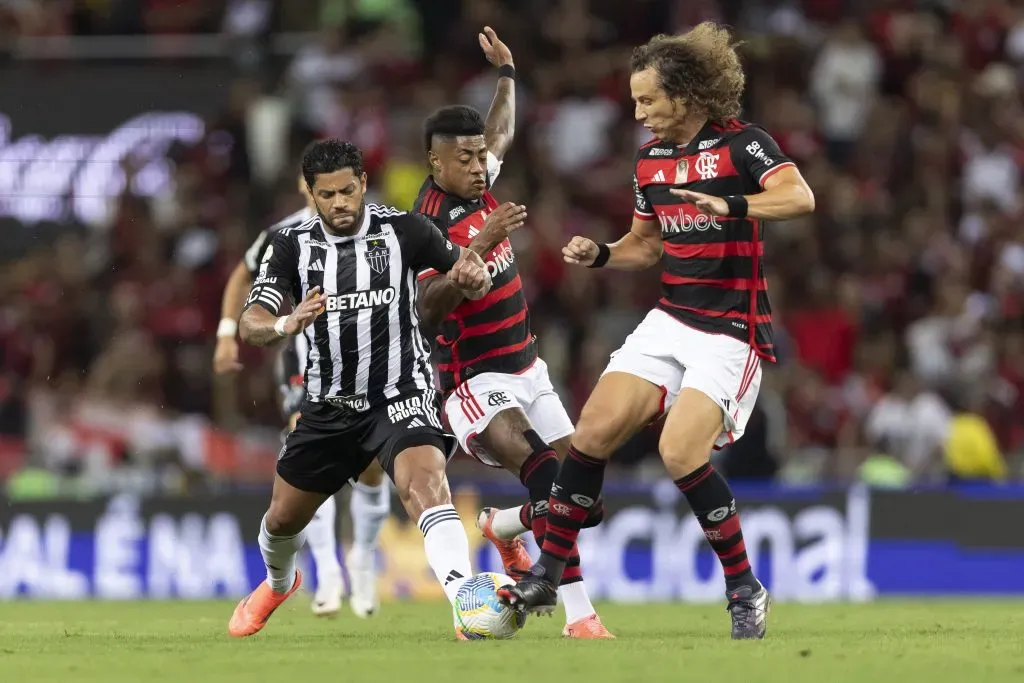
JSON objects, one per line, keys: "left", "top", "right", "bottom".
{"left": 388, "top": 395, "right": 424, "bottom": 424}
{"left": 325, "top": 394, "right": 369, "bottom": 412}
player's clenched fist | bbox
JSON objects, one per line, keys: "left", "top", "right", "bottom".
{"left": 449, "top": 249, "right": 492, "bottom": 300}
{"left": 562, "top": 236, "right": 599, "bottom": 266}
{"left": 482, "top": 202, "right": 527, "bottom": 240}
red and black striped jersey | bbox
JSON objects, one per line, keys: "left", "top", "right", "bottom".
{"left": 633, "top": 119, "right": 794, "bottom": 362}
{"left": 413, "top": 156, "right": 536, "bottom": 392}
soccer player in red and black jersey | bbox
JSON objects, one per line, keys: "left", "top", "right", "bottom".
{"left": 499, "top": 23, "right": 815, "bottom": 640}
{"left": 413, "top": 27, "right": 612, "bottom": 639}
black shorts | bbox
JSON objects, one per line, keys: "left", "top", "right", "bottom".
{"left": 276, "top": 391, "right": 458, "bottom": 495}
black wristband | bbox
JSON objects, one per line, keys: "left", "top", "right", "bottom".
{"left": 588, "top": 243, "right": 610, "bottom": 268}
{"left": 498, "top": 64, "right": 516, "bottom": 80}
{"left": 724, "top": 195, "right": 748, "bottom": 218}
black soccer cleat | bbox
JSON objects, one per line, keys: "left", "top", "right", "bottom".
{"left": 497, "top": 573, "right": 558, "bottom": 617}
{"left": 727, "top": 583, "right": 771, "bottom": 640}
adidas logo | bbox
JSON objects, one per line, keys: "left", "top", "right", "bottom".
{"left": 309, "top": 259, "right": 324, "bottom": 272}
{"left": 652, "top": 169, "right": 666, "bottom": 183}
{"left": 444, "top": 569, "right": 465, "bottom": 585}
{"left": 468, "top": 226, "right": 479, "bottom": 238}
{"left": 407, "top": 417, "right": 425, "bottom": 429}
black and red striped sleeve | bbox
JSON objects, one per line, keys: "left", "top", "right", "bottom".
{"left": 729, "top": 126, "right": 795, "bottom": 190}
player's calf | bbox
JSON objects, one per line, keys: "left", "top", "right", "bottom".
{"left": 659, "top": 389, "right": 759, "bottom": 591}
{"left": 390, "top": 442, "right": 473, "bottom": 603}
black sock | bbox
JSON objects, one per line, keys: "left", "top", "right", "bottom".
{"left": 519, "top": 430, "right": 559, "bottom": 546}
{"left": 537, "top": 446, "right": 606, "bottom": 583}
{"left": 675, "top": 463, "right": 756, "bottom": 593}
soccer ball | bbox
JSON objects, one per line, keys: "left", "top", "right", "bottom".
{"left": 453, "top": 572, "right": 528, "bottom": 639}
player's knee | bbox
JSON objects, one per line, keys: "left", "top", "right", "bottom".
{"left": 658, "top": 429, "right": 715, "bottom": 476}
{"left": 264, "top": 504, "right": 308, "bottom": 537}
{"left": 572, "top": 402, "right": 626, "bottom": 457}
{"left": 393, "top": 446, "right": 451, "bottom": 520}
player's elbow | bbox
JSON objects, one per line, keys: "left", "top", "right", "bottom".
{"left": 238, "top": 308, "right": 259, "bottom": 344}
{"left": 796, "top": 185, "right": 816, "bottom": 214}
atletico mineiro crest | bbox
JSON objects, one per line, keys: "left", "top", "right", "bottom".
{"left": 364, "top": 241, "right": 389, "bottom": 275}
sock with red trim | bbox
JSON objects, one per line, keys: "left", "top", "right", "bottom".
{"left": 675, "top": 463, "right": 758, "bottom": 593}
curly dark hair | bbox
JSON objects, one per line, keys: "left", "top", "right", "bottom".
{"left": 301, "top": 138, "right": 364, "bottom": 187}
{"left": 422, "top": 105, "right": 486, "bottom": 151}
{"left": 630, "top": 22, "right": 745, "bottom": 123}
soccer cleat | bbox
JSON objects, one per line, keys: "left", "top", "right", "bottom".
{"left": 496, "top": 573, "right": 558, "bottom": 616}
{"left": 347, "top": 547, "right": 379, "bottom": 618}
{"left": 454, "top": 626, "right": 471, "bottom": 641}
{"left": 476, "top": 507, "right": 533, "bottom": 580}
{"left": 228, "top": 569, "right": 303, "bottom": 638}
{"left": 310, "top": 571, "right": 344, "bottom": 617}
{"left": 727, "top": 582, "right": 771, "bottom": 640}
{"left": 562, "top": 613, "right": 615, "bottom": 639}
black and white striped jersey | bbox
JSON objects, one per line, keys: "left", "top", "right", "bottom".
{"left": 244, "top": 203, "right": 462, "bottom": 409}
{"left": 243, "top": 207, "right": 315, "bottom": 279}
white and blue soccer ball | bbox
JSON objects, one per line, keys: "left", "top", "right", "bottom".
{"left": 453, "top": 572, "right": 528, "bottom": 639}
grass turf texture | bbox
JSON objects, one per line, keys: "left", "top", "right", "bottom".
{"left": 1, "top": 600, "right": 1022, "bottom": 682}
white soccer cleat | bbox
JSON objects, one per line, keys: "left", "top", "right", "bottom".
{"left": 311, "top": 572, "right": 344, "bottom": 617}
{"left": 348, "top": 547, "right": 379, "bottom": 618}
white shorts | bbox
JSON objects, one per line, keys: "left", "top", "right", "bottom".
{"left": 445, "top": 358, "right": 574, "bottom": 468}
{"left": 602, "top": 308, "right": 762, "bottom": 449}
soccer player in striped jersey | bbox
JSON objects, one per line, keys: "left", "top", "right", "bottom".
{"left": 227, "top": 139, "right": 492, "bottom": 639}
{"left": 215, "top": 170, "right": 390, "bottom": 618}
{"left": 499, "top": 23, "right": 815, "bottom": 640}
{"left": 413, "top": 27, "right": 611, "bottom": 639}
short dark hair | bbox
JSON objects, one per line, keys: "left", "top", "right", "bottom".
{"left": 423, "top": 105, "right": 486, "bottom": 151}
{"left": 301, "top": 139, "right": 364, "bottom": 187}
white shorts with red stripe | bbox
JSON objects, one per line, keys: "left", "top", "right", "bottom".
{"left": 602, "top": 308, "right": 762, "bottom": 449}
{"left": 444, "top": 357, "right": 574, "bottom": 468}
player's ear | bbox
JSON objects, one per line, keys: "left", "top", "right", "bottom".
{"left": 427, "top": 150, "right": 441, "bottom": 173}
{"left": 359, "top": 172, "right": 367, "bottom": 192}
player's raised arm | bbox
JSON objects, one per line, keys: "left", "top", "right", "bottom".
{"left": 479, "top": 26, "right": 515, "bottom": 161}
{"left": 417, "top": 202, "right": 526, "bottom": 327}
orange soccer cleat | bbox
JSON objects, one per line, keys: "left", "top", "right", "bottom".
{"left": 562, "top": 614, "right": 615, "bottom": 639}
{"left": 228, "top": 570, "right": 303, "bottom": 638}
{"left": 476, "top": 507, "right": 533, "bottom": 580}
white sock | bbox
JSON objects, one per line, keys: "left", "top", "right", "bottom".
{"left": 489, "top": 505, "right": 530, "bottom": 540}
{"left": 259, "top": 515, "right": 306, "bottom": 593}
{"left": 418, "top": 504, "right": 473, "bottom": 603}
{"left": 305, "top": 496, "right": 342, "bottom": 584}
{"left": 351, "top": 480, "right": 390, "bottom": 555}
{"left": 558, "top": 581, "right": 596, "bottom": 624}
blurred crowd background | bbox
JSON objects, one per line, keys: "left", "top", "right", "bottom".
{"left": 1, "top": 0, "right": 1023, "bottom": 499}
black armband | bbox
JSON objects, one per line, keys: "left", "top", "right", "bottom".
{"left": 588, "top": 243, "right": 611, "bottom": 268}
{"left": 724, "top": 195, "right": 749, "bottom": 219}
{"left": 498, "top": 64, "right": 516, "bottom": 80}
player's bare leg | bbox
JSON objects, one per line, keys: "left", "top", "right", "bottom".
{"left": 390, "top": 443, "right": 475, "bottom": 639}
{"left": 228, "top": 475, "right": 327, "bottom": 637}
{"left": 660, "top": 389, "right": 769, "bottom": 640}
{"left": 471, "top": 410, "right": 612, "bottom": 638}
{"left": 348, "top": 459, "right": 390, "bottom": 618}
{"left": 499, "top": 372, "right": 663, "bottom": 615}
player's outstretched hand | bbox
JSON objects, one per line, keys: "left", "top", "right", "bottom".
{"left": 479, "top": 26, "right": 513, "bottom": 67}
{"left": 670, "top": 188, "right": 729, "bottom": 216}
{"left": 284, "top": 286, "right": 328, "bottom": 335}
{"left": 562, "top": 236, "right": 599, "bottom": 266}
{"left": 449, "top": 250, "right": 492, "bottom": 300}
{"left": 482, "top": 202, "right": 527, "bottom": 240}
{"left": 213, "top": 336, "right": 243, "bottom": 374}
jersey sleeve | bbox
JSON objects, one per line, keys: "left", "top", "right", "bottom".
{"left": 633, "top": 172, "right": 655, "bottom": 220}
{"left": 486, "top": 151, "right": 502, "bottom": 188}
{"left": 403, "top": 213, "right": 460, "bottom": 279}
{"left": 243, "top": 231, "right": 298, "bottom": 315}
{"left": 730, "top": 126, "right": 795, "bottom": 189}
{"left": 413, "top": 213, "right": 450, "bottom": 281}
{"left": 242, "top": 229, "right": 272, "bottom": 278}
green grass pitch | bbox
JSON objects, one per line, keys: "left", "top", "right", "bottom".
{"left": 1, "top": 600, "right": 1023, "bottom": 682}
